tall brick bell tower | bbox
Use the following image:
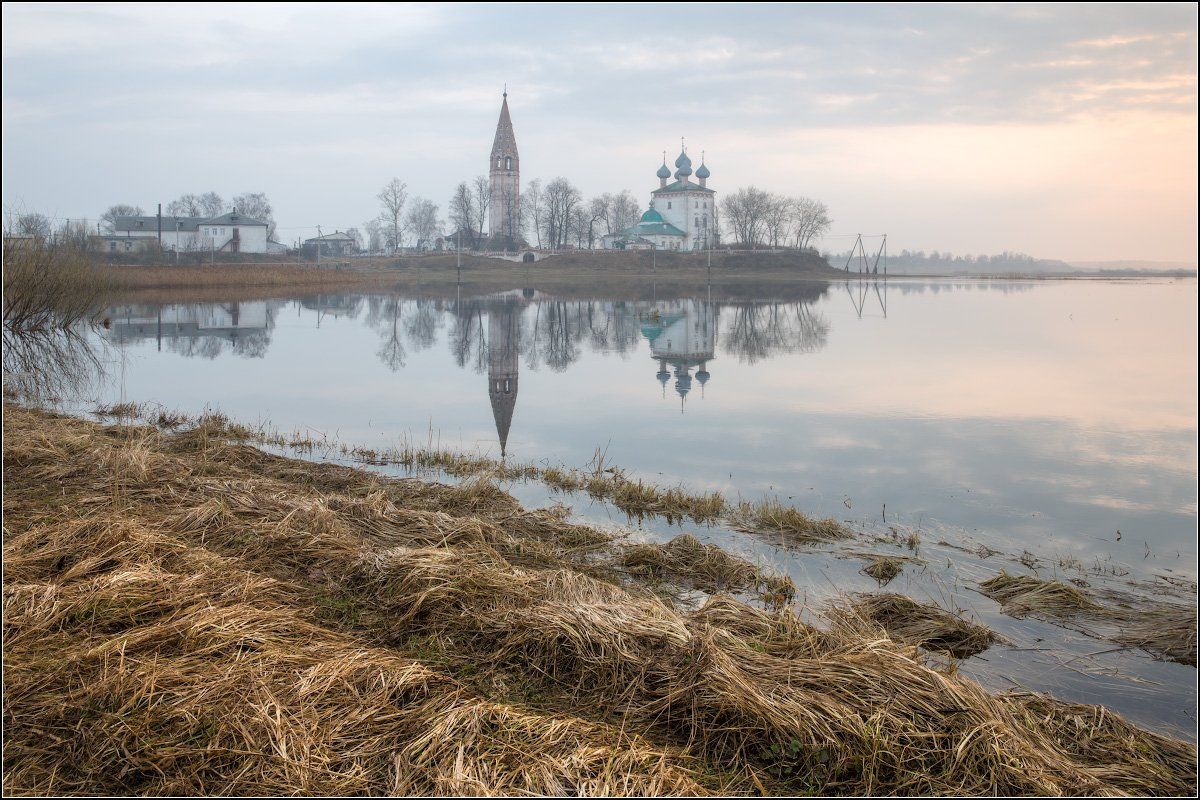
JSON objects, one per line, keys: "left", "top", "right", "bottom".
{"left": 488, "top": 89, "right": 520, "bottom": 250}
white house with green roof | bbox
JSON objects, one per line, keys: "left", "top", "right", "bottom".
{"left": 601, "top": 144, "right": 715, "bottom": 252}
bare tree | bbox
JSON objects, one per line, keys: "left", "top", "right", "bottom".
{"left": 609, "top": 190, "right": 641, "bottom": 232}
{"left": 345, "top": 227, "right": 364, "bottom": 252}
{"left": 377, "top": 178, "right": 408, "bottom": 253}
{"left": 543, "top": 177, "right": 581, "bottom": 249}
{"left": 520, "top": 178, "right": 545, "bottom": 248}
{"left": 199, "top": 192, "right": 225, "bottom": 217}
{"left": 231, "top": 192, "right": 276, "bottom": 239}
{"left": 363, "top": 219, "right": 384, "bottom": 253}
{"left": 99, "top": 204, "right": 143, "bottom": 233}
{"left": 720, "top": 186, "right": 772, "bottom": 248}
{"left": 790, "top": 197, "right": 832, "bottom": 250}
{"left": 763, "top": 194, "right": 793, "bottom": 249}
{"left": 166, "top": 194, "right": 203, "bottom": 216}
{"left": 471, "top": 175, "right": 490, "bottom": 244}
{"left": 405, "top": 197, "right": 441, "bottom": 250}
{"left": 448, "top": 181, "right": 476, "bottom": 245}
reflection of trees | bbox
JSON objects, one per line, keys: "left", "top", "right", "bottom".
{"left": 3, "top": 324, "right": 104, "bottom": 402}
{"left": 367, "top": 296, "right": 407, "bottom": 371}
{"left": 722, "top": 301, "right": 829, "bottom": 364}
{"left": 447, "top": 299, "right": 487, "bottom": 373}
{"left": 363, "top": 296, "right": 446, "bottom": 372}
{"left": 529, "top": 301, "right": 580, "bottom": 372}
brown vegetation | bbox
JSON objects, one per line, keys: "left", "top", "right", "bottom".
{"left": 979, "top": 571, "right": 1107, "bottom": 618}
{"left": 861, "top": 554, "right": 905, "bottom": 585}
{"left": 3, "top": 404, "right": 1195, "bottom": 795}
{"left": 834, "top": 593, "right": 999, "bottom": 659}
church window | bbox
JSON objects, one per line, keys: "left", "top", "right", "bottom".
{"left": 667, "top": 201, "right": 672, "bottom": 209}
{"left": 505, "top": 156, "right": 511, "bottom": 170}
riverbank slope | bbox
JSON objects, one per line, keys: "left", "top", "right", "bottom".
{"left": 3, "top": 403, "right": 1194, "bottom": 796}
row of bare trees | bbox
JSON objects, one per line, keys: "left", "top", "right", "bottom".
{"left": 719, "top": 188, "right": 831, "bottom": 250}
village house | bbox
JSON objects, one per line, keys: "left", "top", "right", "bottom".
{"left": 301, "top": 231, "right": 358, "bottom": 258}
{"left": 99, "top": 211, "right": 270, "bottom": 254}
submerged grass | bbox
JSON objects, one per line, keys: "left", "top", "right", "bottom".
{"left": 1116, "top": 605, "right": 1198, "bottom": 668}
{"left": 979, "top": 571, "right": 1108, "bottom": 619}
{"left": 4, "top": 403, "right": 1195, "bottom": 796}
{"left": 834, "top": 593, "right": 1000, "bottom": 660}
{"left": 861, "top": 554, "right": 905, "bottom": 585}
{"left": 730, "top": 497, "right": 852, "bottom": 544}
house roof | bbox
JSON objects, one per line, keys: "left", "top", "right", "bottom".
{"left": 304, "top": 231, "right": 354, "bottom": 243}
{"left": 113, "top": 212, "right": 268, "bottom": 233}
{"left": 652, "top": 180, "right": 715, "bottom": 195}
{"left": 114, "top": 216, "right": 203, "bottom": 233}
{"left": 203, "top": 211, "right": 268, "bottom": 227}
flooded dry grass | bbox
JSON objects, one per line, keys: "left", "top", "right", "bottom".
{"left": 3, "top": 402, "right": 1196, "bottom": 796}
{"left": 834, "top": 593, "right": 999, "bottom": 659}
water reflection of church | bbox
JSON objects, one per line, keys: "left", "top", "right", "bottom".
{"left": 639, "top": 299, "right": 716, "bottom": 408}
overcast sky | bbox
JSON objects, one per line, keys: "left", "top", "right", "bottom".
{"left": 3, "top": 2, "right": 1196, "bottom": 261}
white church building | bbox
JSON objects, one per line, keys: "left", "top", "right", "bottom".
{"left": 602, "top": 144, "right": 715, "bottom": 252}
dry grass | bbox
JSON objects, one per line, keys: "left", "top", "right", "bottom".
{"left": 861, "top": 554, "right": 904, "bottom": 585}
{"left": 3, "top": 403, "right": 1195, "bottom": 796}
{"left": 618, "top": 534, "right": 796, "bottom": 606}
{"left": 1116, "top": 605, "right": 1197, "bottom": 667}
{"left": 834, "top": 593, "right": 999, "bottom": 659}
{"left": 979, "top": 571, "right": 1108, "bottom": 619}
{"left": 730, "top": 497, "right": 852, "bottom": 544}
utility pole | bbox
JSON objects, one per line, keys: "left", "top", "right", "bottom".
{"left": 157, "top": 203, "right": 162, "bottom": 247}
{"left": 316, "top": 225, "right": 322, "bottom": 269}
{"left": 456, "top": 228, "right": 462, "bottom": 284}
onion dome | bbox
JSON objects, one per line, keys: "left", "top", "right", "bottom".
{"left": 674, "top": 147, "right": 692, "bottom": 179}
{"left": 657, "top": 162, "right": 671, "bottom": 180}
{"left": 696, "top": 162, "right": 710, "bottom": 180}
{"left": 640, "top": 207, "right": 664, "bottom": 223}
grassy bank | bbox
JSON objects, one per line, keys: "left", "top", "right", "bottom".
{"left": 95, "top": 250, "right": 844, "bottom": 302}
{"left": 3, "top": 402, "right": 1195, "bottom": 795}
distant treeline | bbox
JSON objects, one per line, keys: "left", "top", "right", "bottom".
{"left": 829, "top": 249, "right": 1073, "bottom": 276}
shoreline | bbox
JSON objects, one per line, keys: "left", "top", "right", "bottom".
{"left": 3, "top": 401, "right": 1195, "bottom": 795}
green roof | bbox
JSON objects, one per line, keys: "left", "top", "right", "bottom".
{"left": 652, "top": 180, "right": 714, "bottom": 194}
{"left": 624, "top": 219, "right": 686, "bottom": 237}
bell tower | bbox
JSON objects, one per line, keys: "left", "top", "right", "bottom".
{"left": 488, "top": 89, "right": 520, "bottom": 249}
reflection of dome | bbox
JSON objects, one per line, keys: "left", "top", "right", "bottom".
{"left": 696, "top": 368, "right": 710, "bottom": 385}
{"left": 640, "top": 207, "right": 664, "bottom": 223}
{"left": 640, "top": 323, "right": 663, "bottom": 340}
{"left": 656, "top": 368, "right": 670, "bottom": 385}
{"left": 522, "top": 287, "right": 535, "bottom": 299}
{"left": 696, "top": 162, "right": 710, "bottom": 180}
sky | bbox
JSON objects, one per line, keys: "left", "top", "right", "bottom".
{"left": 2, "top": 2, "right": 1197, "bottom": 262}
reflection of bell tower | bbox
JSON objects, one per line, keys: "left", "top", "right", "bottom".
{"left": 487, "top": 299, "right": 520, "bottom": 456}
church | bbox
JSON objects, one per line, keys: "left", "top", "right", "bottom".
{"left": 488, "top": 90, "right": 521, "bottom": 249}
{"left": 602, "top": 144, "right": 715, "bottom": 252}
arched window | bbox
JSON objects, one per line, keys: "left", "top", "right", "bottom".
{"left": 497, "top": 157, "right": 502, "bottom": 169}
{"left": 505, "top": 156, "right": 512, "bottom": 170}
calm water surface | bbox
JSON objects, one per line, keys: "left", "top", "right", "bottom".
{"left": 81, "top": 277, "right": 1197, "bottom": 738}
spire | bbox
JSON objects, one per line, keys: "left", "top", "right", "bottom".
{"left": 491, "top": 90, "right": 518, "bottom": 162}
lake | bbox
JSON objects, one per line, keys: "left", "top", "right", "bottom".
{"left": 76, "top": 275, "right": 1198, "bottom": 738}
